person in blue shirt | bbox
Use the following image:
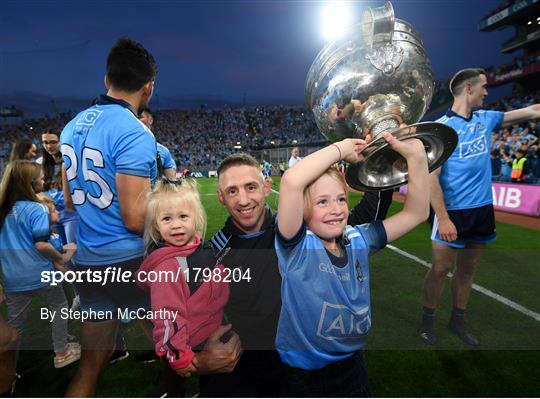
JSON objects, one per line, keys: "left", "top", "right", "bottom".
{"left": 139, "top": 107, "right": 177, "bottom": 181}
{"left": 275, "top": 134, "right": 429, "bottom": 396}
{"left": 38, "top": 130, "right": 80, "bottom": 245}
{"left": 263, "top": 160, "right": 272, "bottom": 177}
{"left": 38, "top": 129, "right": 82, "bottom": 311}
{"left": 0, "top": 160, "right": 81, "bottom": 374}
{"left": 60, "top": 37, "right": 158, "bottom": 396}
{"left": 419, "top": 68, "right": 540, "bottom": 346}
{"left": 37, "top": 193, "right": 77, "bottom": 272}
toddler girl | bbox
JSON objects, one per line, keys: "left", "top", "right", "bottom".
{"left": 138, "top": 180, "right": 229, "bottom": 377}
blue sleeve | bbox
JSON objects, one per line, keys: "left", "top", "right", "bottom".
{"left": 275, "top": 222, "right": 306, "bottom": 249}
{"left": 485, "top": 110, "right": 505, "bottom": 133}
{"left": 274, "top": 223, "right": 308, "bottom": 274}
{"left": 29, "top": 203, "right": 51, "bottom": 242}
{"left": 114, "top": 127, "right": 157, "bottom": 177}
{"left": 158, "top": 144, "right": 176, "bottom": 170}
{"left": 354, "top": 220, "right": 387, "bottom": 256}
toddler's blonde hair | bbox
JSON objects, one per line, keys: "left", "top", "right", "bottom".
{"left": 144, "top": 180, "right": 206, "bottom": 254}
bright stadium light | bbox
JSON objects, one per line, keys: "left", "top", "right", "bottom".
{"left": 322, "top": 1, "right": 352, "bottom": 41}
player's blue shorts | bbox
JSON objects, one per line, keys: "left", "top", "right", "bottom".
{"left": 73, "top": 256, "right": 149, "bottom": 318}
{"left": 429, "top": 204, "right": 496, "bottom": 249}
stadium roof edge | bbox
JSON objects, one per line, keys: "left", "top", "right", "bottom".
{"left": 478, "top": 0, "right": 540, "bottom": 32}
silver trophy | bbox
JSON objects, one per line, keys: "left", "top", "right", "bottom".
{"left": 305, "top": 2, "right": 457, "bottom": 191}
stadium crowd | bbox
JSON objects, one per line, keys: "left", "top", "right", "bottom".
{"left": 0, "top": 106, "right": 319, "bottom": 171}
{"left": 486, "top": 53, "right": 540, "bottom": 77}
{"left": 488, "top": 89, "right": 540, "bottom": 182}
{"left": 1, "top": 91, "right": 540, "bottom": 182}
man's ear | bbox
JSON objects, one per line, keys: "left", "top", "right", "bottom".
{"left": 465, "top": 82, "right": 472, "bottom": 95}
{"left": 104, "top": 75, "right": 110, "bottom": 90}
{"left": 142, "top": 81, "right": 154, "bottom": 101}
{"left": 217, "top": 188, "right": 225, "bottom": 205}
{"left": 263, "top": 178, "right": 272, "bottom": 197}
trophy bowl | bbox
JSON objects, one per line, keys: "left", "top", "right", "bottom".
{"left": 305, "top": 1, "right": 457, "bottom": 191}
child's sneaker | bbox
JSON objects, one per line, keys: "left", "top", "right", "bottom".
{"left": 54, "top": 342, "right": 81, "bottom": 368}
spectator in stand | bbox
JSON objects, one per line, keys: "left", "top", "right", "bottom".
{"left": 8, "top": 139, "right": 37, "bottom": 162}
{"left": 490, "top": 150, "right": 501, "bottom": 177}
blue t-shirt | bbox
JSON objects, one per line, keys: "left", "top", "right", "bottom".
{"left": 0, "top": 201, "right": 54, "bottom": 292}
{"left": 60, "top": 95, "right": 157, "bottom": 265}
{"left": 438, "top": 110, "right": 504, "bottom": 210}
{"left": 275, "top": 221, "right": 387, "bottom": 370}
{"left": 157, "top": 142, "right": 176, "bottom": 172}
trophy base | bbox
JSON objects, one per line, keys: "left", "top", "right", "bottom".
{"left": 345, "top": 122, "right": 457, "bottom": 191}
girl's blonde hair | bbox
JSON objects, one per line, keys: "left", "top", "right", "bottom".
{"left": 0, "top": 160, "right": 42, "bottom": 229}
{"left": 303, "top": 167, "right": 349, "bottom": 222}
{"left": 144, "top": 179, "right": 207, "bottom": 253}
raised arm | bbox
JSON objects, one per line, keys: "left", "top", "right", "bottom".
{"left": 277, "top": 139, "right": 367, "bottom": 239}
{"left": 381, "top": 133, "right": 430, "bottom": 243}
{"left": 501, "top": 104, "right": 540, "bottom": 128}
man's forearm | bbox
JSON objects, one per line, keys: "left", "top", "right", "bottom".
{"left": 430, "top": 173, "right": 449, "bottom": 220}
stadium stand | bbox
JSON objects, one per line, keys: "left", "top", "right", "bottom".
{"left": 1, "top": 95, "right": 540, "bottom": 182}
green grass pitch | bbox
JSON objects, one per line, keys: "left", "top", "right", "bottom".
{"left": 4, "top": 177, "right": 539, "bottom": 397}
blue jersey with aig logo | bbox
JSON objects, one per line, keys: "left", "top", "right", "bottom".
{"left": 60, "top": 95, "right": 157, "bottom": 266}
{"left": 438, "top": 110, "right": 504, "bottom": 210}
{"left": 275, "top": 221, "right": 387, "bottom": 370}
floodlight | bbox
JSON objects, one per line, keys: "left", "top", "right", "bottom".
{"left": 322, "top": 1, "right": 352, "bottom": 41}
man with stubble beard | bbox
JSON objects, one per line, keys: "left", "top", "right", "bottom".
{"left": 197, "top": 153, "right": 392, "bottom": 396}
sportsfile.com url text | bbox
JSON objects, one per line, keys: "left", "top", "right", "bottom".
{"left": 41, "top": 266, "right": 251, "bottom": 286}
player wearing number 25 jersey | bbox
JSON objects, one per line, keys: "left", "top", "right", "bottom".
{"left": 61, "top": 94, "right": 157, "bottom": 266}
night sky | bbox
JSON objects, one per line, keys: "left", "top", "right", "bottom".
{"left": 1, "top": 0, "right": 517, "bottom": 111}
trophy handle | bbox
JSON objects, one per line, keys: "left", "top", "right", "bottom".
{"left": 345, "top": 122, "right": 458, "bottom": 191}
{"left": 362, "top": 1, "right": 395, "bottom": 47}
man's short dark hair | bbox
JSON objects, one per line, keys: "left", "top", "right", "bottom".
{"left": 448, "top": 68, "right": 486, "bottom": 97}
{"left": 106, "top": 37, "right": 157, "bottom": 92}
{"left": 217, "top": 153, "right": 259, "bottom": 177}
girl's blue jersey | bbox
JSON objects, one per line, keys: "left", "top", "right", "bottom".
{"left": 0, "top": 201, "right": 54, "bottom": 292}
{"left": 275, "top": 221, "right": 387, "bottom": 370}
